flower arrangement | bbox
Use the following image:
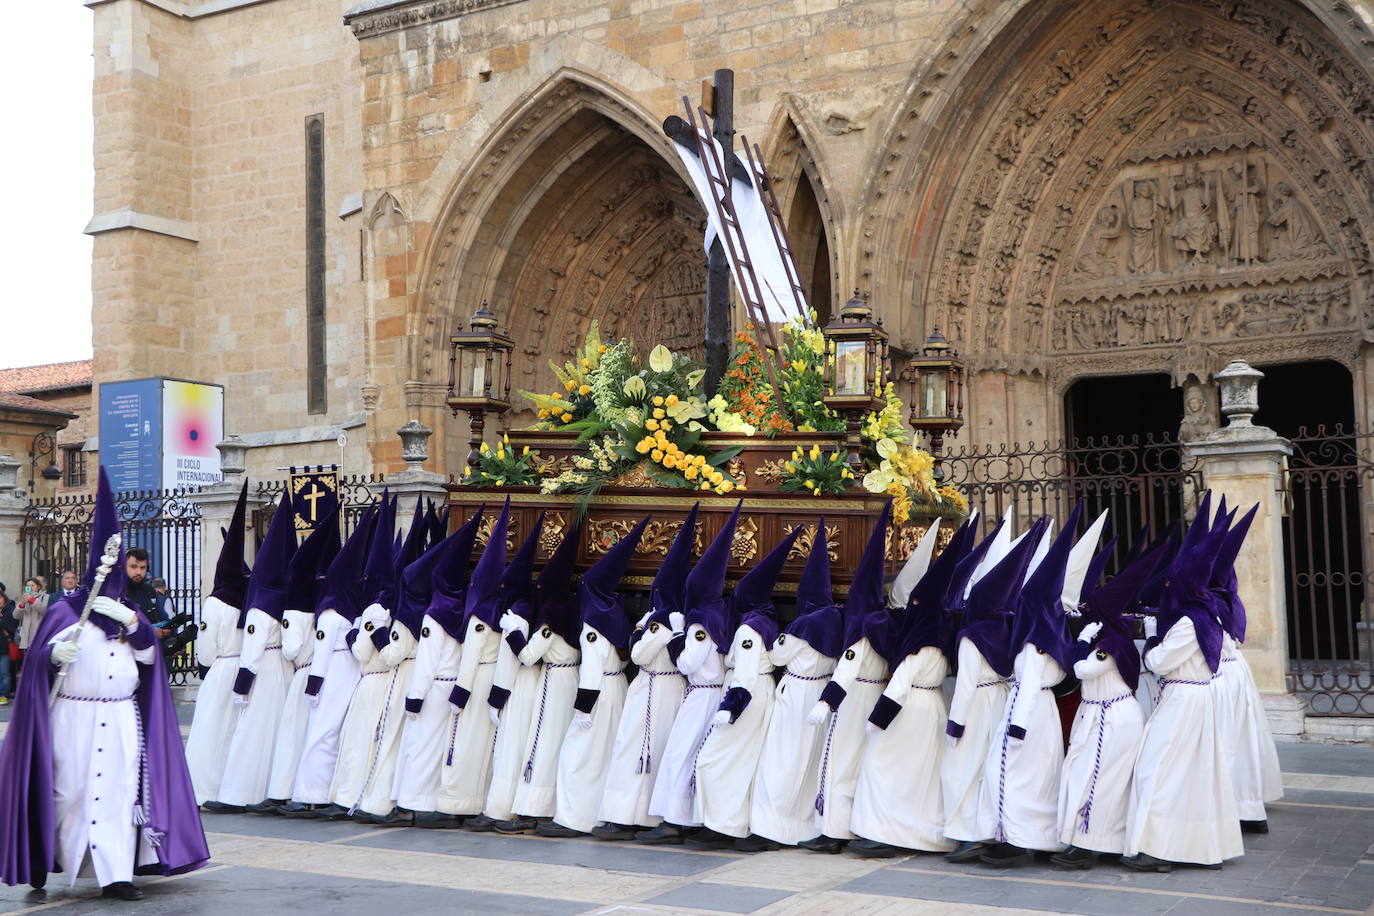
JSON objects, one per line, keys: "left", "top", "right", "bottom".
{"left": 861, "top": 437, "right": 969, "bottom": 523}
{"left": 779, "top": 444, "right": 854, "bottom": 496}
{"left": 459, "top": 434, "right": 540, "bottom": 487}
{"left": 713, "top": 328, "right": 790, "bottom": 436}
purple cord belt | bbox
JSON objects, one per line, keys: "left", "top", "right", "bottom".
{"left": 1075, "top": 693, "right": 1131, "bottom": 834}
{"left": 637, "top": 669, "right": 683, "bottom": 776}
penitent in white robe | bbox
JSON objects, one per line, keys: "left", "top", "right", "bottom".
{"left": 1217, "top": 634, "right": 1282, "bottom": 821}
{"left": 330, "top": 604, "right": 405, "bottom": 814}
{"left": 353, "top": 623, "right": 416, "bottom": 816}
{"left": 697, "top": 624, "right": 774, "bottom": 838}
{"left": 292, "top": 608, "right": 362, "bottom": 804}
{"left": 597, "top": 617, "right": 686, "bottom": 828}
{"left": 437, "top": 617, "right": 501, "bottom": 815}
{"left": 813, "top": 637, "right": 889, "bottom": 840}
{"left": 647, "top": 625, "right": 724, "bottom": 828}
{"left": 941, "top": 637, "right": 1010, "bottom": 843}
{"left": 976, "top": 645, "right": 1067, "bottom": 852}
{"left": 750, "top": 636, "right": 834, "bottom": 845}
{"left": 394, "top": 616, "right": 461, "bottom": 814}
{"left": 1056, "top": 651, "right": 1143, "bottom": 854}
{"left": 266, "top": 608, "right": 315, "bottom": 801}
{"left": 510, "top": 630, "right": 580, "bottom": 818}
{"left": 481, "top": 620, "right": 544, "bottom": 822}
{"left": 553, "top": 624, "right": 628, "bottom": 832}
{"left": 851, "top": 646, "right": 954, "bottom": 852}
{"left": 1127, "top": 617, "right": 1242, "bottom": 866}
{"left": 185, "top": 596, "right": 243, "bottom": 805}
{"left": 218, "top": 608, "right": 292, "bottom": 806}
{"left": 49, "top": 619, "right": 158, "bottom": 886}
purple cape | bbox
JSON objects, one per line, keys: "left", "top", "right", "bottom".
{"left": 0, "top": 598, "right": 210, "bottom": 886}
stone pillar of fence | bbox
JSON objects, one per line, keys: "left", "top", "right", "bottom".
{"left": 0, "top": 454, "right": 30, "bottom": 587}
{"left": 1184, "top": 360, "right": 1304, "bottom": 739}
{"left": 189, "top": 437, "right": 266, "bottom": 602}
{"left": 370, "top": 420, "right": 449, "bottom": 533}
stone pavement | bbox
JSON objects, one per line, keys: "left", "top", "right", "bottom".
{"left": 0, "top": 711, "right": 1371, "bottom": 915}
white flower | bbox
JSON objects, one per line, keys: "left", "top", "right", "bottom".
{"left": 876, "top": 437, "right": 899, "bottom": 460}
{"left": 863, "top": 467, "right": 897, "bottom": 494}
{"left": 623, "top": 376, "right": 646, "bottom": 398}
{"left": 685, "top": 368, "right": 706, "bottom": 389}
{"left": 648, "top": 345, "right": 674, "bottom": 373}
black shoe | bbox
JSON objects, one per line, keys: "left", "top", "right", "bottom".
{"left": 980, "top": 843, "right": 1033, "bottom": 868}
{"left": 278, "top": 802, "right": 321, "bottom": 818}
{"left": 534, "top": 821, "right": 584, "bottom": 838}
{"left": 414, "top": 812, "right": 465, "bottom": 829}
{"left": 1241, "top": 820, "right": 1269, "bottom": 834}
{"left": 245, "top": 799, "right": 286, "bottom": 815}
{"left": 1050, "top": 846, "right": 1098, "bottom": 870}
{"left": 799, "top": 835, "right": 844, "bottom": 854}
{"left": 463, "top": 814, "right": 500, "bottom": 832}
{"left": 945, "top": 840, "right": 988, "bottom": 863}
{"left": 735, "top": 834, "right": 780, "bottom": 853}
{"left": 29, "top": 870, "right": 47, "bottom": 891}
{"left": 1120, "top": 852, "right": 1174, "bottom": 873}
{"left": 848, "top": 838, "right": 899, "bottom": 859}
{"left": 590, "top": 823, "right": 640, "bottom": 841}
{"left": 313, "top": 804, "right": 352, "bottom": 821}
{"left": 369, "top": 809, "right": 414, "bottom": 827}
{"left": 635, "top": 823, "right": 686, "bottom": 845}
{"left": 102, "top": 882, "right": 145, "bottom": 901}
{"left": 684, "top": 828, "right": 736, "bottom": 850}
{"left": 201, "top": 801, "right": 245, "bottom": 814}
{"left": 494, "top": 816, "right": 539, "bottom": 834}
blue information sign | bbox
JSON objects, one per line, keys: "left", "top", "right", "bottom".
{"left": 98, "top": 379, "right": 163, "bottom": 492}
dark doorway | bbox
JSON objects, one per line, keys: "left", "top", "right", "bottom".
{"left": 1066, "top": 373, "right": 1182, "bottom": 444}
{"left": 1255, "top": 360, "right": 1355, "bottom": 439}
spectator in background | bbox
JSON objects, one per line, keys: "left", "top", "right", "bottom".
{"left": 150, "top": 577, "right": 177, "bottom": 639}
{"left": 0, "top": 583, "right": 15, "bottom": 704}
{"left": 54, "top": 569, "right": 79, "bottom": 600}
{"left": 14, "top": 576, "right": 49, "bottom": 664}
{"left": 123, "top": 548, "right": 161, "bottom": 625}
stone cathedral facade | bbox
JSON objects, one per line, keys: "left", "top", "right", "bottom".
{"left": 86, "top": 0, "right": 1374, "bottom": 479}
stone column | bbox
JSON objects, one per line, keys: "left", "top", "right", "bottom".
{"left": 188, "top": 437, "right": 265, "bottom": 602}
{"left": 1184, "top": 360, "right": 1304, "bottom": 738}
{"left": 370, "top": 420, "right": 448, "bottom": 535}
{"left": 0, "top": 454, "right": 31, "bottom": 587}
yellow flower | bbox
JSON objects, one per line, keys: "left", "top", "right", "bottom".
{"left": 700, "top": 481, "right": 712, "bottom": 491}
{"left": 721, "top": 480, "right": 734, "bottom": 493}
{"left": 684, "top": 466, "right": 698, "bottom": 480}
{"left": 538, "top": 408, "right": 549, "bottom": 419}
{"left": 808, "top": 444, "right": 821, "bottom": 460}
{"left": 496, "top": 446, "right": 505, "bottom": 460}
{"left": 522, "top": 445, "right": 529, "bottom": 456}
{"left": 551, "top": 391, "right": 562, "bottom": 400}
{"left": 463, "top": 465, "right": 471, "bottom": 476}
{"left": 651, "top": 449, "right": 664, "bottom": 462}
{"left": 841, "top": 468, "right": 853, "bottom": 479}
{"left": 564, "top": 380, "right": 576, "bottom": 391}
{"left": 598, "top": 344, "right": 608, "bottom": 354}
{"left": 665, "top": 394, "right": 679, "bottom": 407}
{"left": 693, "top": 454, "right": 706, "bottom": 466}
{"left": 805, "top": 479, "right": 815, "bottom": 489}
{"left": 480, "top": 442, "right": 490, "bottom": 454}
{"left": 784, "top": 461, "right": 796, "bottom": 473}
{"left": 578, "top": 384, "right": 591, "bottom": 396}
{"left": 653, "top": 408, "right": 666, "bottom": 419}
{"left": 664, "top": 455, "right": 678, "bottom": 469}
{"left": 646, "top": 419, "right": 660, "bottom": 431}
{"left": 812, "top": 487, "right": 821, "bottom": 496}
{"left": 652, "top": 396, "right": 664, "bottom": 407}
{"left": 635, "top": 440, "right": 650, "bottom": 454}
{"left": 660, "top": 420, "right": 673, "bottom": 432}
{"left": 561, "top": 412, "right": 572, "bottom": 423}
{"left": 580, "top": 358, "right": 591, "bottom": 370}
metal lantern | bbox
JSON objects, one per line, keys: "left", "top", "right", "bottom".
{"left": 905, "top": 327, "right": 965, "bottom": 478}
{"left": 822, "top": 290, "right": 889, "bottom": 467}
{"left": 447, "top": 300, "right": 514, "bottom": 466}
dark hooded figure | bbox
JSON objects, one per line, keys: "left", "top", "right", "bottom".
{"left": 1123, "top": 492, "right": 1244, "bottom": 871}
{"left": 0, "top": 466, "right": 210, "bottom": 901}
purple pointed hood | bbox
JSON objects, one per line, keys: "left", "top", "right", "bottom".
{"left": 500, "top": 510, "right": 545, "bottom": 616}
{"left": 316, "top": 504, "right": 378, "bottom": 622}
{"left": 648, "top": 503, "right": 700, "bottom": 625}
{"left": 579, "top": 515, "right": 650, "bottom": 649}
{"left": 1078, "top": 536, "right": 1118, "bottom": 604}
{"left": 464, "top": 499, "right": 512, "bottom": 630}
{"left": 1011, "top": 503, "right": 1082, "bottom": 667}
{"left": 210, "top": 480, "right": 250, "bottom": 609}
{"left": 841, "top": 502, "right": 894, "bottom": 656}
{"left": 1210, "top": 502, "right": 1258, "bottom": 643}
{"left": 731, "top": 524, "right": 803, "bottom": 646}
{"left": 1155, "top": 492, "right": 1227, "bottom": 671}
{"left": 243, "top": 488, "right": 297, "bottom": 622}
{"left": 69, "top": 467, "right": 130, "bottom": 634}
{"left": 1076, "top": 540, "right": 1168, "bottom": 692}
{"left": 535, "top": 515, "right": 584, "bottom": 644}
{"left": 363, "top": 492, "right": 400, "bottom": 609}
{"left": 392, "top": 494, "right": 427, "bottom": 569}
{"left": 958, "top": 518, "right": 1042, "bottom": 678}
{"left": 425, "top": 508, "right": 485, "bottom": 640}
{"left": 683, "top": 502, "right": 741, "bottom": 650}
{"left": 429, "top": 503, "right": 449, "bottom": 546}
{"left": 285, "top": 502, "right": 340, "bottom": 611}
{"left": 945, "top": 519, "right": 1004, "bottom": 617}
{"left": 1135, "top": 519, "right": 1184, "bottom": 610}
{"left": 394, "top": 528, "right": 451, "bottom": 639}
{"left": 785, "top": 515, "right": 844, "bottom": 658}
{"left": 897, "top": 518, "right": 975, "bottom": 664}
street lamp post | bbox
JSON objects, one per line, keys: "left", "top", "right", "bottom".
{"left": 447, "top": 301, "right": 514, "bottom": 468}
{"left": 904, "top": 328, "right": 965, "bottom": 481}
{"left": 28, "top": 431, "right": 62, "bottom": 492}
{"left": 822, "top": 290, "right": 889, "bottom": 470}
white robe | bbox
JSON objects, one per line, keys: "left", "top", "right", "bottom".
{"left": 394, "top": 616, "right": 461, "bottom": 813}
{"left": 697, "top": 623, "right": 774, "bottom": 838}
{"left": 218, "top": 608, "right": 292, "bottom": 805}
{"left": 750, "top": 636, "right": 834, "bottom": 845}
{"left": 813, "top": 637, "right": 889, "bottom": 840}
{"left": 1057, "top": 652, "right": 1143, "bottom": 854}
{"left": 941, "top": 637, "right": 1010, "bottom": 842}
{"left": 851, "top": 646, "right": 954, "bottom": 851}
{"left": 266, "top": 608, "right": 315, "bottom": 801}
{"left": 437, "top": 616, "right": 501, "bottom": 815}
{"left": 1217, "top": 634, "right": 1282, "bottom": 821}
{"left": 647, "top": 625, "right": 724, "bottom": 828}
{"left": 185, "top": 596, "right": 243, "bottom": 805}
{"left": 1126, "top": 617, "right": 1243, "bottom": 865}
{"left": 330, "top": 603, "right": 408, "bottom": 814}
{"left": 48, "top": 619, "right": 158, "bottom": 886}
{"left": 975, "top": 645, "right": 1066, "bottom": 851}
{"left": 481, "top": 620, "right": 544, "bottom": 821}
{"left": 292, "top": 609, "right": 362, "bottom": 803}
{"left": 510, "top": 630, "right": 580, "bottom": 818}
{"left": 597, "top": 618, "right": 686, "bottom": 828}
{"left": 553, "top": 624, "right": 628, "bottom": 832}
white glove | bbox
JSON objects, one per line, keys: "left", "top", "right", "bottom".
{"left": 806, "top": 701, "right": 829, "bottom": 726}
{"left": 712, "top": 709, "right": 732, "bottom": 727}
{"left": 865, "top": 721, "right": 880, "bottom": 737}
{"left": 489, "top": 707, "right": 501, "bottom": 727}
{"left": 51, "top": 640, "right": 80, "bottom": 665}
{"left": 233, "top": 693, "right": 249, "bottom": 708}
{"left": 1077, "top": 621, "right": 1104, "bottom": 644}
{"left": 572, "top": 711, "right": 593, "bottom": 730}
{"left": 946, "top": 735, "right": 958, "bottom": 750}
{"left": 499, "top": 611, "right": 527, "bottom": 635}
{"left": 1143, "top": 616, "right": 1158, "bottom": 639}
{"left": 668, "top": 612, "right": 685, "bottom": 633}
{"left": 308, "top": 693, "right": 321, "bottom": 708}
{"left": 407, "top": 711, "right": 418, "bottom": 721}
{"left": 92, "top": 595, "right": 136, "bottom": 627}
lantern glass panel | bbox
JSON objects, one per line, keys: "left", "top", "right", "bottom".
{"left": 920, "top": 369, "right": 947, "bottom": 419}
{"left": 458, "top": 347, "right": 488, "bottom": 399}
{"left": 833, "top": 340, "right": 867, "bottom": 396}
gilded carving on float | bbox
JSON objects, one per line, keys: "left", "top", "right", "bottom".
{"left": 784, "top": 522, "right": 839, "bottom": 562}
{"left": 588, "top": 518, "right": 694, "bottom": 556}
{"left": 474, "top": 515, "right": 518, "bottom": 550}
{"left": 538, "top": 512, "right": 566, "bottom": 555}
{"left": 731, "top": 517, "right": 760, "bottom": 564}
{"left": 754, "top": 459, "right": 789, "bottom": 484}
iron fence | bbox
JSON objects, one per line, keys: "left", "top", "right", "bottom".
{"left": 252, "top": 474, "right": 388, "bottom": 543}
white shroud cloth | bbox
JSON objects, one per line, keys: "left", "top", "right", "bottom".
{"left": 813, "top": 637, "right": 889, "bottom": 840}
{"left": 49, "top": 620, "right": 158, "bottom": 886}
{"left": 510, "top": 630, "right": 580, "bottom": 818}
{"left": 1217, "top": 634, "right": 1282, "bottom": 821}
{"left": 437, "top": 617, "right": 501, "bottom": 815}
{"left": 851, "top": 646, "right": 954, "bottom": 851}
{"left": 394, "top": 616, "right": 461, "bottom": 813}
{"left": 597, "top": 618, "right": 686, "bottom": 828}
{"left": 291, "top": 608, "right": 362, "bottom": 803}
{"left": 750, "top": 636, "right": 834, "bottom": 845}
{"left": 1056, "top": 651, "right": 1143, "bottom": 854}
{"left": 647, "top": 625, "right": 725, "bottom": 828}
{"left": 553, "top": 624, "right": 628, "bottom": 832}
{"left": 184, "top": 595, "right": 243, "bottom": 805}
{"left": 218, "top": 608, "right": 292, "bottom": 805}
{"left": 941, "top": 637, "right": 1010, "bottom": 842}
{"left": 697, "top": 623, "right": 774, "bottom": 838}
{"left": 1126, "top": 616, "right": 1243, "bottom": 865}
{"left": 481, "top": 620, "right": 544, "bottom": 822}
{"left": 266, "top": 608, "right": 315, "bottom": 801}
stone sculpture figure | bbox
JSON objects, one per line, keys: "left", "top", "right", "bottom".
{"left": 1267, "top": 181, "right": 1328, "bottom": 260}
{"left": 1227, "top": 158, "right": 1264, "bottom": 266}
{"left": 1127, "top": 181, "right": 1164, "bottom": 274}
{"left": 1170, "top": 163, "right": 1218, "bottom": 265}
